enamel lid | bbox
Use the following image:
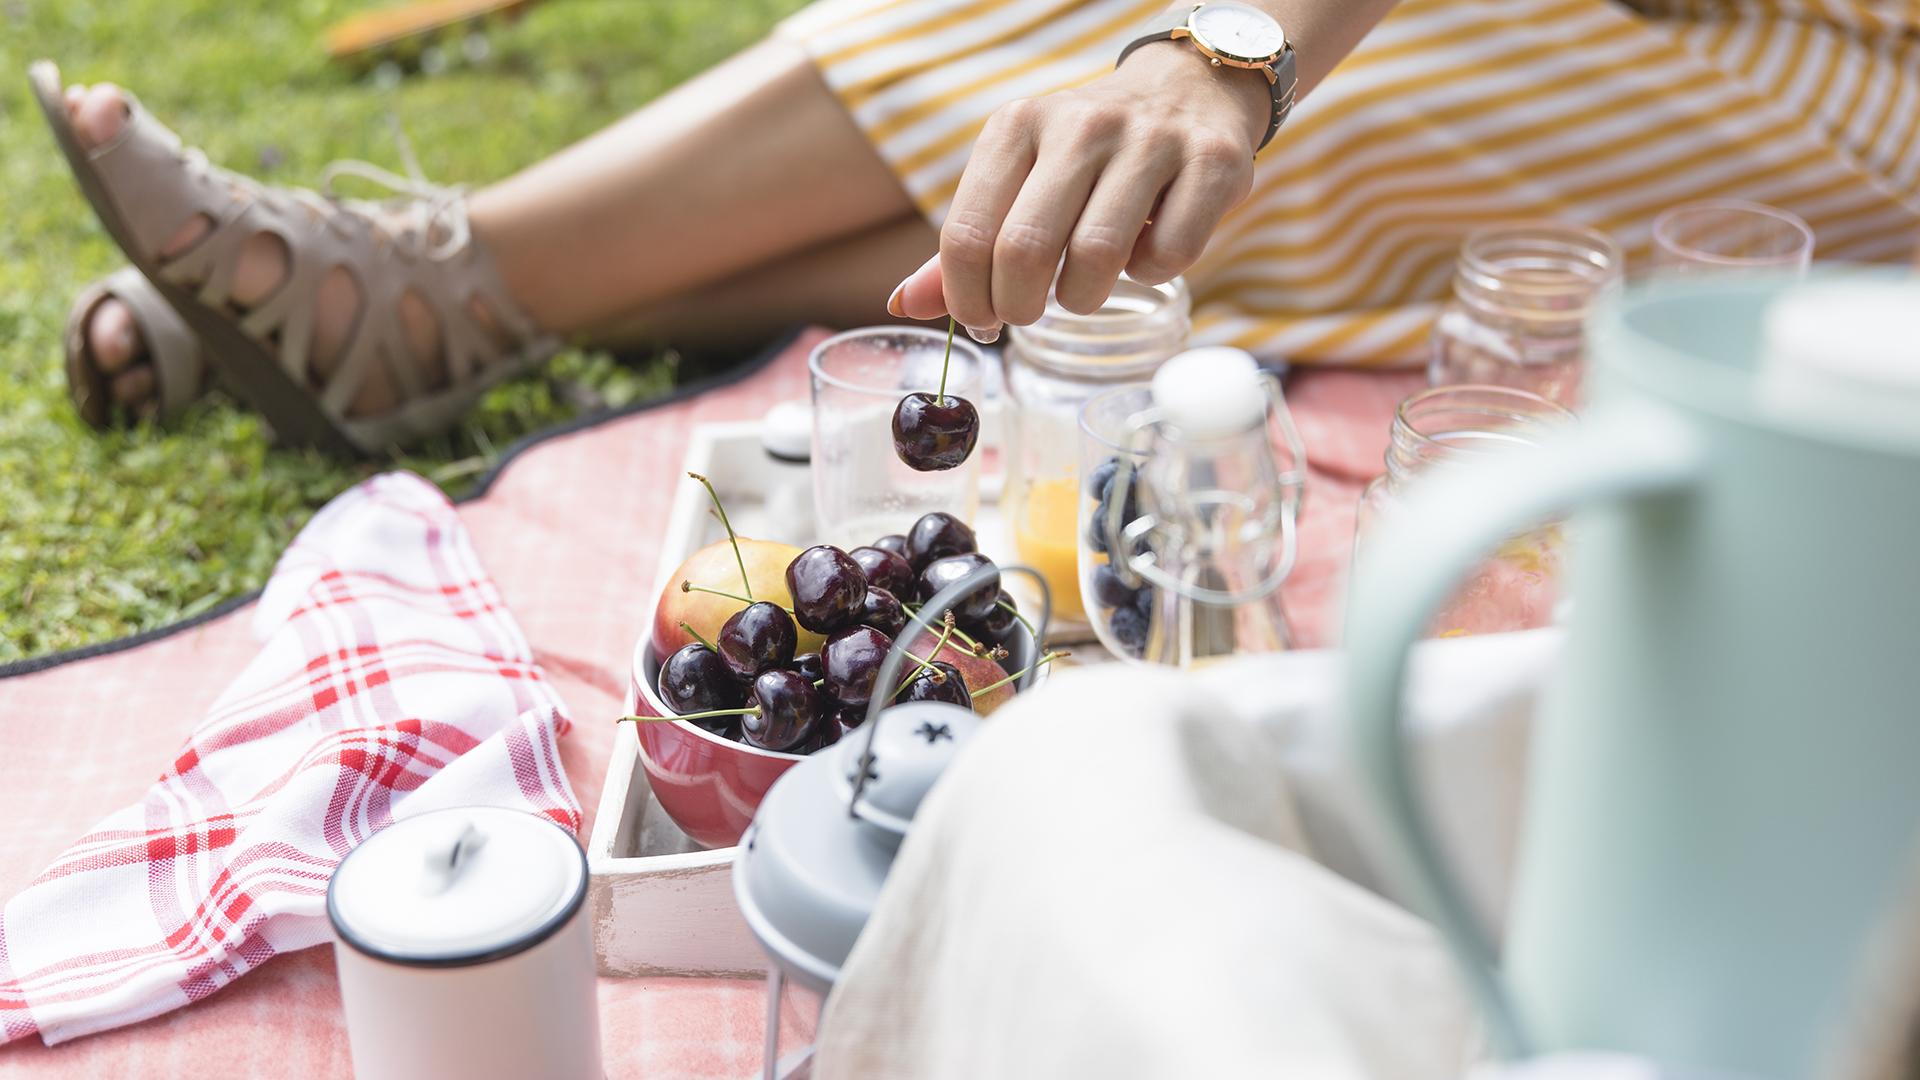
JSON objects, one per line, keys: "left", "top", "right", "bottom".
{"left": 327, "top": 806, "right": 586, "bottom": 967}
{"left": 734, "top": 701, "right": 979, "bottom": 993}
{"left": 1760, "top": 279, "right": 1920, "bottom": 433}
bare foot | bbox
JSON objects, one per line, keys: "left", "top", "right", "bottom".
{"left": 66, "top": 82, "right": 476, "bottom": 421}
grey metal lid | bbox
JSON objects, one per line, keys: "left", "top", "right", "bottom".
{"left": 732, "top": 701, "right": 978, "bottom": 992}
{"left": 832, "top": 701, "right": 980, "bottom": 839}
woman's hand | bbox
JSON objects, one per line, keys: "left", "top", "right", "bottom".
{"left": 887, "top": 42, "right": 1272, "bottom": 337}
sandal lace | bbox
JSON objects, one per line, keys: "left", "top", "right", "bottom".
{"left": 318, "top": 116, "right": 471, "bottom": 262}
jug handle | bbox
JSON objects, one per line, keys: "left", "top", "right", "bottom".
{"left": 1343, "top": 403, "right": 1701, "bottom": 1059}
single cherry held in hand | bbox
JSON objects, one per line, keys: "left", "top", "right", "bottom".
{"left": 892, "top": 318, "right": 981, "bottom": 472}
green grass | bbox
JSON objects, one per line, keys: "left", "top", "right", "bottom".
{"left": 0, "top": 0, "right": 807, "bottom": 662}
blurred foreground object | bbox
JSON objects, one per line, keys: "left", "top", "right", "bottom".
{"left": 1349, "top": 269, "right": 1920, "bottom": 1075}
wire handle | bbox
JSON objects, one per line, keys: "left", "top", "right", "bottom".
{"left": 848, "top": 563, "right": 1053, "bottom": 818}
{"left": 1103, "top": 372, "right": 1307, "bottom": 604}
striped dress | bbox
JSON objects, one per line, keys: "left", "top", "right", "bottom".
{"left": 783, "top": 0, "right": 1920, "bottom": 366}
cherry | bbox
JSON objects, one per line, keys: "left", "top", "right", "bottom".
{"left": 972, "top": 589, "right": 1017, "bottom": 642}
{"left": 919, "top": 553, "right": 1000, "bottom": 623}
{"left": 833, "top": 702, "right": 869, "bottom": 731}
{"left": 892, "top": 392, "right": 980, "bottom": 472}
{"left": 785, "top": 545, "right": 868, "bottom": 633}
{"left": 791, "top": 651, "right": 824, "bottom": 685}
{"left": 860, "top": 587, "right": 909, "bottom": 637}
{"left": 902, "top": 660, "right": 973, "bottom": 709}
{"left": 823, "top": 625, "right": 892, "bottom": 706}
{"left": 742, "top": 669, "right": 822, "bottom": 752}
{"left": 849, "top": 545, "right": 915, "bottom": 598}
{"left": 795, "top": 718, "right": 843, "bottom": 754}
{"left": 657, "top": 644, "right": 746, "bottom": 733}
{"left": 717, "top": 601, "right": 797, "bottom": 679}
{"left": 871, "top": 534, "right": 910, "bottom": 560}
{"left": 905, "top": 512, "right": 976, "bottom": 571}
{"left": 891, "top": 318, "right": 979, "bottom": 472}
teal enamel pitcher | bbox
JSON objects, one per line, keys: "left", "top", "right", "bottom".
{"left": 1345, "top": 270, "right": 1920, "bottom": 1077}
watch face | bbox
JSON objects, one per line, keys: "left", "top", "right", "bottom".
{"left": 1189, "top": 2, "right": 1286, "bottom": 62}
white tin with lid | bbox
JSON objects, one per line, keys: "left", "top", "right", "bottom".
{"left": 328, "top": 806, "right": 602, "bottom": 1080}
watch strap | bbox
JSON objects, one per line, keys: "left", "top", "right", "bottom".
{"left": 1115, "top": 7, "right": 1196, "bottom": 68}
{"left": 1116, "top": 6, "right": 1300, "bottom": 154}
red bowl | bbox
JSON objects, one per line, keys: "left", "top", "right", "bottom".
{"left": 628, "top": 582, "right": 1047, "bottom": 849}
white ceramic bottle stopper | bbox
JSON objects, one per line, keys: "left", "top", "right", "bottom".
{"left": 1150, "top": 346, "right": 1269, "bottom": 437}
{"left": 327, "top": 807, "right": 603, "bottom": 1080}
{"left": 1760, "top": 279, "right": 1920, "bottom": 434}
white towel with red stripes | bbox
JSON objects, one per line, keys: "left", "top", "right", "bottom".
{"left": 0, "top": 473, "right": 579, "bottom": 1047}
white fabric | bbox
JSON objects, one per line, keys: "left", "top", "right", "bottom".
{"left": 815, "top": 629, "right": 1562, "bottom": 1078}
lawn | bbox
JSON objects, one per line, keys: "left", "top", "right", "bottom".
{"left": 0, "top": 0, "right": 808, "bottom": 662}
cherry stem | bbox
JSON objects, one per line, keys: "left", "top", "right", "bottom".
{"left": 905, "top": 603, "right": 989, "bottom": 656}
{"left": 890, "top": 622, "right": 955, "bottom": 699}
{"left": 683, "top": 581, "right": 793, "bottom": 614}
{"left": 970, "top": 651, "right": 1065, "bottom": 699}
{"left": 689, "top": 472, "right": 751, "bottom": 601}
{"left": 937, "top": 316, "right": 955, "bottom": 406}
{"left": 630, "top": 705, "right": 760, "bottom": 725}
{"left": 996, "top": 598, "right": 1039, "bottom": 642}
{"left": 679, "top": 621, "right": 717, "bottom": 653}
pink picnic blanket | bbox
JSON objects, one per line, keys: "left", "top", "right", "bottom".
{"left": 0, "top": 330, "right": 1417, "bottom": 1077}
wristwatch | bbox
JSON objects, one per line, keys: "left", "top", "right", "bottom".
{"left": 1117, "top": 2, "right": 1298, "bottom": 152}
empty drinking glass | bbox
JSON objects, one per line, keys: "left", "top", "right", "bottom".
{"left": 1651, "top": 199, "right": 1814, "bottom": 274}
{"left": 809, "top": 327, "right": 984, "bottom": 548}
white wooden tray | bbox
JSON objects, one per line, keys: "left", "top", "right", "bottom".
{"left": 587, "top": 419, "right": 1105, "bottom": 978}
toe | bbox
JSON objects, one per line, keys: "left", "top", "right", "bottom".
{"left": 88, "top": 298, "right": 144, "bottom": 374}
{"left": 74, "top": 83, "right": 129, "bottom": 150}
{"left": 110, "top": 364, "right": 156, "bottom": 408}
{"left": 64, "top": 84, "right": 85, "bottom": 115}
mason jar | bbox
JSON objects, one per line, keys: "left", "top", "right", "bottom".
{"left": 1430, "top": 222, "right": 1622, "bottom": 408}
{"left": 1355, "top": 385, "right": 1574, "bottom": 637}
{"left": 1002, "top": 276, "right": 1190, "bottom": 625}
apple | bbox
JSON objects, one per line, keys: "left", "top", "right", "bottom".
{"left": 904, "top": 629, "right": 1016, "bottom": 716}
{"left": 652, "top": 538, "right": 826, "bottom": 659}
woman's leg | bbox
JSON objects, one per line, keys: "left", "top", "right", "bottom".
{"left": 473, "top": 37, "right": 916, "bottom": 334}
{"left": 71, "top": 36, "right": 915, "bottom": 415}
{"left": 586, "top": 216, "right": 937, "bottom": 353}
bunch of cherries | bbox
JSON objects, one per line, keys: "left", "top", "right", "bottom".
{"left": 1083, "top": 454, "right": 1155, "bottom": 656}
{"left": 653, "top": 509, "right": 1038, "bottom": 754}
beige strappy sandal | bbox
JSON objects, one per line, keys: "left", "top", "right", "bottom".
{"left": 64, "top": 266, "right": 207, "bottom": 428}
{"left": 31, "top": 60, "right": 557, "bottom": 455}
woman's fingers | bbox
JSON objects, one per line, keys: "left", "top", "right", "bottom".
{"left": 1056, "top": 145, "right": 1181, "bottom": 315}
{"left": 990, "top": 135, "right": 1112, "bottom": 325}
{"left": 1127, "top": 129, "right": 1254, "bottom": 286}
{"left": 938, "top": 100, "right": 1040, "bottom": 332}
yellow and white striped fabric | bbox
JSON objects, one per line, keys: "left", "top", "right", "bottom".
{"left": 782, "top": 0, "right": 1920, "bottom": 366}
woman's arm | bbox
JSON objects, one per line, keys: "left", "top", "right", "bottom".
{"left": 889, "top": 0, "right": 1398, "bottom": 335}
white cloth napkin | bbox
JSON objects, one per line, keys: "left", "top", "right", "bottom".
{"left": 815, "top": 630, "right": 1562, "bottom": 1079}
{"left": 0, "top": 473, "right": 579, "bottom": 1047}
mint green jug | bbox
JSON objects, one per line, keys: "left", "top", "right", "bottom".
{"left": 1345, "top": 271, "right": 1920, "bottom": 1077}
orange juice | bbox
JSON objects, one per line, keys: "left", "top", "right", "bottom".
{"left": 1012, "top": 474, "right": 1086, "bottom": 621}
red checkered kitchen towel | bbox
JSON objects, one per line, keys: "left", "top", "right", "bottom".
{"left": 0, "top": 473, "right": 580, "bottom": 1046}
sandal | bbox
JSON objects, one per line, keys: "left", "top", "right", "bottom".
{"left": 64, "top": 266, "right": 207, "bottom": 428}
{"left": 30, "top": 60, "right": 558, "bottom": 455}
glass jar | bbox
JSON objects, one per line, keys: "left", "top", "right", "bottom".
{"left": 1430, "top": 222, "right": 1622, "bottom": 409}
{"left": 1077, "top": 349, "right": 1306, "bottom": 665}
{"left": 1003, "top": 276, "right": 1191, "bottom": 626}
{"left": 1355, "top": 385, "right": 1573, "bottom": 637}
